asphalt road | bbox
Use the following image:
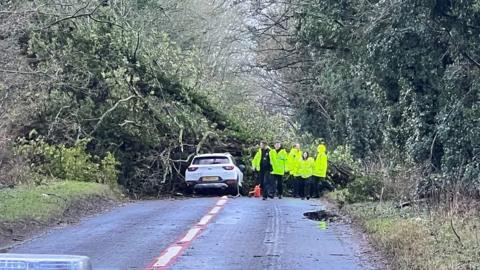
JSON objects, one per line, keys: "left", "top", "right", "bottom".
{"left": 10, "top": 197, "right": 381, "bottom": 270}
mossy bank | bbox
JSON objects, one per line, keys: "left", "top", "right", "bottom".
{"left": 0, "top": 181, "right": 121, "bottom": 249}
{"left": 341, "top": 201, "right": 480, "bottom": 270}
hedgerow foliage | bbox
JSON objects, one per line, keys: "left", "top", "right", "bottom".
{"left": 17, "top": 138, "right": 119, "bottom": 186}
{"left": 1, "top": 0, "right": 280, "bottom": 195}
{"left": 253, "top": 0, "right": 480, "bottom": 200}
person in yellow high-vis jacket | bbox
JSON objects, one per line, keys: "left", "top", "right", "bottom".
{"left": 265, "top": 142, "right": 288, "bottom": 199}
{"left": 286, "top": 144, "right": 302, "bottom": 197}
{"left": 251, "top": 142, "right": 271, "bottom": 194}
{"left": 298, "top": 151, "right": 314, "bottom": 199}
{"left": 313, "top": 143, "right": 333, "bottom": 196}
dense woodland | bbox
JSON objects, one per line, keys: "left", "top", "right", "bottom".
{"left": 250, "top": 0, "right": 480, "bottom": 203}
{"left": 1, "top": 0, "right": 479, "bottom": 202}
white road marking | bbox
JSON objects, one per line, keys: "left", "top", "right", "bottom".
{"left": 198, "top": 215, "right": 213, "bottom": 226}
{"left": 210, "top": 206, "right": 222, "bottom": 214}
{"left": 148, "top": 197, "right": 228, "bottom": 269}
{"left": 153, "top": 246, "right": 182, "bottom": 267}
{"left": 216, "top": 199, "right": 227, "bottom": 206}
{"left": 179, "top": 228, "right": 201, "bottom": 243}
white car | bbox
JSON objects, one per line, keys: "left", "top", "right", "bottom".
{"left": 185, "top": 153, "right": 245, "bottom": 195}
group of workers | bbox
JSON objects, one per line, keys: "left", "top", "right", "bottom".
{"left": 251, "top": 141, "right": 332, "bottom": 200}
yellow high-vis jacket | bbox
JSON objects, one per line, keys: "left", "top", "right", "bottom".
{"left": 313, "top": 144, "right": 328, "bottom": 178}
{"left": 269, "top": 148, "right": 288, "bottom": 176}
{"left": 298, "top": 157, "right": 314, "bottom": 179}
{"left": 251, "top": 148, "right": 262, "bottom": 171}
{"left": 286, "top": 148, "right": 302, "bottom": 177}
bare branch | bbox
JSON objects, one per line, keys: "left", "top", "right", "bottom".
{"left": 463, "top": 52, "right": 480, "bottom": 69}
{"left": 44, "top": 3, "right": 98, "bottom": 29}
{"left": 90, "top": 95, "right": 137, "bottom": 135}
{"left": 0, "top": 69, "right": 52, "bottom": 77}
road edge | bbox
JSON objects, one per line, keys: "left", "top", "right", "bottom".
{"left": 319, "top": 198, "right": 392, "bottom": 270}
{"left": 0, "top": 184, "right": 124, "bottom": 253}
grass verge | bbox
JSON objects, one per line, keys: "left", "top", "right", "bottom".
{"left": 342, "top": 201, "right": 480, "bottom": 270}
{"left": 0, "top": 181, "right": 121, "bottom": 247}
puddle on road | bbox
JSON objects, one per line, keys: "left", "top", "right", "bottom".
{"left": 303, "top": 210, "right": 339, "bottom": 222}
{"left": 304, "top": 210, "right": 340, "bottom": 230}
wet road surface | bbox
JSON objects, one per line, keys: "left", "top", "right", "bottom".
{"left": 10, "top": 197, "right": 381, "bottom": 270}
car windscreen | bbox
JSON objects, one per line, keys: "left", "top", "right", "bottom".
{"left": 192, "top": 156, "right": 230, "bottom": 165}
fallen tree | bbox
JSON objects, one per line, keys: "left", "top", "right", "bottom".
{"left": 1, "top": 1, "right": 265, "bottom": 196}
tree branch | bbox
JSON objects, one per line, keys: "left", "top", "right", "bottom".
{"left": 463, "top": 52, "right": 480, "bottom": 69}
{"left": 0, "top": 69, "right": 52, "bottom": 77}
{"left": 44, "top": 3, "right": 98, "bottom": 29}
{"left": 90, "top": 95, "right": 137, "bottom": 135}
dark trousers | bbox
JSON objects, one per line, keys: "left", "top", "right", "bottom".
{"left": 292, "top": 176, "right": 299, "bottom": 197}
{"left": 263, "top": 173, "right": 274, "bottom": 198}
{"left": 305, "top": 177, "right": 315, "bottom": 198}
{"left": 259, "top": 171, "right": 270, "bottom": 197}
{"left": 272, "top": 174, "right": 283, "bottom": 197}
{"left": 314, "top": 176, "right": 334, "bottom": 194}
{"left": 312, "top": 177, "right": 320, "bottom": 198}
{"left": 298, "top": 179, "right": 306, "bottom": 198}
{"left": 257, "top": 169, "right": 268, "bottom": 188}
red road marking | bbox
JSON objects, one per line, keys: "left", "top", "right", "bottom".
{"left": 145, "top": 196, "right": 229, "bottom": 270}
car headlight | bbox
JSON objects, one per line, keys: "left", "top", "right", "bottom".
{"left": 0, "top": 254, "right": 91, "bottom": 270}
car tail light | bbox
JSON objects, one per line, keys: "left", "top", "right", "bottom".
{"left": 222, "top": 166, "right": 234, "bottom": 170}
{"left": 187, "top": 166, "right": 198, "bottom": 172}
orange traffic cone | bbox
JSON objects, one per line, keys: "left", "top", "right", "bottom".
{"left": 254, "top": 185, "right": 261, "bottom": 198}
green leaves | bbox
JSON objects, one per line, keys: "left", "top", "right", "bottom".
{"left": 16, "top": 138, "right": 119, "bottom": 185}
{"left": 10, "top": 0, "right": 264, "bottom": 194}
{"left": 262, "top": 0, "right": 480, "bottom": 197}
